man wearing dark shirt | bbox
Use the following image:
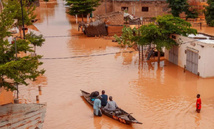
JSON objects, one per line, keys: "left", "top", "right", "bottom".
{"left": 101, "top": 90, "right": 108, "bottom": 107}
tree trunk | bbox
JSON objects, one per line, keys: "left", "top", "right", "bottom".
{"left": 138, "top": 45, "right": 140, "bottom": 59}
{"left": 158, "top": 50, "right": 160, "bottom": 63}
{"left": 34, "top": 45, "right": 36, "bottom": 54}
{"left": 19, "top": 26, "right": 22, "bottom": 38}
{"left": 142, "top": 45, "right": 144, "bottom": 61}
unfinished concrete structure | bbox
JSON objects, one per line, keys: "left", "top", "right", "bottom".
{"left": 94, "top": 0, "right": 169, "bottom": 18}
{"left": 94, "top": 0, "right": 209, "bottom": 19}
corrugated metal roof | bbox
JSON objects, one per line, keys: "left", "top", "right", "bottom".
{"left": 0, "top": 103, "right": 47, "bottom": 129}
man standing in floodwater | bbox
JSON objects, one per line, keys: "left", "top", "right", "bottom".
{"left": 93, "top": 96, "right": 102, "bottom": 116}
{"left": 196, "top": 94, "right": 201, "bottom": 113}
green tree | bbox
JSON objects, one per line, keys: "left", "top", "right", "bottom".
{"left": 185, "top": 7, "right": 199, "bottom": 20}
{"left": 114, "top": 26, "right": 137, "bottom": 47}
{"left": 204, "top": 0, "right": 214, "bottom": 27}
{"left": 115, "top": 15, "right": 197, "bottom": 62}
{"left": 26, "top": 32, "right": 45, "bottom": 53}
{"left": 167, "top": 0, "right": 198, "bottom": 19}
{"left": 167, "top": 0, "right": 188, "bottom": 17}
{"left": 3, "top": 0, "right": 36, "bottom": 38}
{"left": 0, "top": 8, "right": 45, "bottom": 91}
{"left": 66, "top": 0, "right": 100, "bottom": 21}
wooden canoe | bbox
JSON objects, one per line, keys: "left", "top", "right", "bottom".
{"left": 81, "top": 90, "right": 142, "bottom": 125}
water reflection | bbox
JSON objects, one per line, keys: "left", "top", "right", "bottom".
{"left": 93, "top": 117, "right": 102, "bottom": 129}
{"left": 35, "top": 2, "right": 58, "bottom": 24}
{"left": 195, "top": 113, "right": 201, "bottom": 128}
{"left": 31, "top": 75, "right": 48, "bottom": 87}
{"left": 114, "top": 49, "right": 138, "bottom": 65}
{"left": 192, "top": 25, "right": 214, "bottom": 36}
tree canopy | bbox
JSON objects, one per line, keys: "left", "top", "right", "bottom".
{"left": 0, "top": 5, "right": 45, "bottom": 91}
{"left": 166, "top": 0, "right": 198, "bottom": 19}
{"left": 204, "top": 0, "right": 214, "bottom": 27}
{"left": 167, "top": 0, "right": 188, "bottom": 17}
{"left": 3, "top": 0, "right": 36, "bottom": 38}
{"left": 4, "top": 0, "right": 36, "bottom": 27}
{"left": 66, "top": 0, "right": 100, "bottom": 20}
{"left": 26, "top": 31, "right": 45, "bottom": 52}
{"left": 114, "top": 15, "right": 197, "bottom": 62}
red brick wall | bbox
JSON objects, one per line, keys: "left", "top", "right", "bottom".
{"left": 107, "top": 26, "right": 123, "bottom": 36}
{"left": 93, "top": 1, "right": 113, "bottom": 16}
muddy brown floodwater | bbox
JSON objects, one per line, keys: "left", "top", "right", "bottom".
{"left": 18, "top": 0, "right": 214, "bottom": 129}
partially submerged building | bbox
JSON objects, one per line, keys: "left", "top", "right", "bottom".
{"left": 84, "top": 20, "right": 108, "bottom": 37}
{"left": 94, "top": 0, "right": 169, "bottom": 18}
{"left": 165, "top": 33, "right": 214, "bottom": 78}
{"left": 94, "top": 0, "right": 208, "bottom": 20}
{"left": 96, "top": 11, "right": 124, "bottom": 36}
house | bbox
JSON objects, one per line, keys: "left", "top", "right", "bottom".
{"left": 94, "top": 0, "right": 209, "bottom": 20}
{"left": 94, "top": 0, "right": 169, "bottom": 18}
{"left": 165, "top": 33, "right": 214, "bottom": 78}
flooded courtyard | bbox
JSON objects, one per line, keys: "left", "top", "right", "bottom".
{"left": 18, "top": 0, "right": 214, "bottom": 129}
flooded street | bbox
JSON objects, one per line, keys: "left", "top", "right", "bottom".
{"left": 19, "top": 0, "right": 214, "bottom": 129}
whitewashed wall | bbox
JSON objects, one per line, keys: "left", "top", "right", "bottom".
{"left": 165, "top": 34, "right": 214, "bottom": 78}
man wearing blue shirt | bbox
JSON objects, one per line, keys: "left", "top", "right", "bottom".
{"left": 101, "top": 90, "right": 108, "bottom": 107}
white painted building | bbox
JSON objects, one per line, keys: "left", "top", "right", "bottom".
{"left": 165, "top": 34, "right": 214, "bottom": 78}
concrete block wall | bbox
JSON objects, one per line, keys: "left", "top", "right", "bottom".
{"left": 93, "top": 1, "right": 113, "bottom": 16}
{"left": 96, "top": 12, "right": 124, "bottom": 25}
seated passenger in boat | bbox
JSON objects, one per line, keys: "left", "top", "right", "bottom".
{"left": 89, "top": 91, "right": 99, "bottom": 101}
{"left": 101, "top": 90, "right": 108, "bottom": 106}
{"left": 104, "top": 96, "right": 118, "bottom": 111}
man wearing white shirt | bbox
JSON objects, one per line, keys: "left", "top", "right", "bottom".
{"left": 104, "top": 96, "right": 118, "bottom": 111}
